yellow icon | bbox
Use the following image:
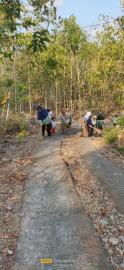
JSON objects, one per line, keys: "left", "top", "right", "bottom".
{"left": 40, "top": 258, "right": 53, "bottom": 264}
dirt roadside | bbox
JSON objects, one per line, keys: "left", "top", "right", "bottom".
{"left": 0, "top": 134, "right": 40, "bottom": 270}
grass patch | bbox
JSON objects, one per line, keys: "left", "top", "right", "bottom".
{"left": 117, "top": 147, "right": 124, "bottom": 155}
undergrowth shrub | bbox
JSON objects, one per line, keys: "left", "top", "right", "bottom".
{"left": 103, "top": 128, "right": 118, "bottom": 144}
{"left": 17, "top": 130, "right": 29, "bottom": 139}
{"left": 0, "top": 115, "right": 27, "bottom": 135}
{"left": 117, "top": 116, "right": 124, "bottom": 128}
{"left": 117, "top": 147, "right": 124, "bottom": 155}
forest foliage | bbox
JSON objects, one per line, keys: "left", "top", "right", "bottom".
{"left": 0, "top": 0, "right": 124, "bottom": 120}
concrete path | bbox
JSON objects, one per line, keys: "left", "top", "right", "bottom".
{"left": 14, "top": 136, "right": 113, "bottom": 270}
{"left": 77, "top": 137, "right": 124, "bottom": 214}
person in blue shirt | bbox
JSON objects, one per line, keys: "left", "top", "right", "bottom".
{"left": 37, "top": 106, "right": 51, "bottom": 137}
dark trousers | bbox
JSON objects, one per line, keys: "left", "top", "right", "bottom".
{"left": 88, "top": 126, "right": 94, "bottom": 137}
{"left": 42, "top": 124, "right": 51, "bottom": 137}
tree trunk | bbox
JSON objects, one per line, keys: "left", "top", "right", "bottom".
{"left": 20, "top": 104, "right": 22, "bottom": 113}
{"left": 27, "top": 59, "right": 32, "bottom": 114}
{"left": 70, "top": 56, "right": 73, "bottom": 111}
{"left": 0, "top": 64, "right": 4, "bottom": 118}
{"left": 45, "top": 95, "right": 47, "bottom": 109}
{"left": 76, "top": 59, "right": 82, "bottom": 117}
{"left": 55, "top": 81, "right": 58, "bottom": 116}
{"left": 6, "top": 100, "right": 10, "bottom": 120}
{"left": 12, "top": 38, "right": 17, "bottom": 113}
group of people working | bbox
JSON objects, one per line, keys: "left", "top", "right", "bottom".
{"left": 37, "top": 105, "right": 105, "bottom": 138}
{"left": 37, "top": 106, "right": 72, "bottom": 137}
{"left": 83, "top": 111, "right": 104, "bottom": 137}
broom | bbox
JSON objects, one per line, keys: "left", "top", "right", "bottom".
{"left": 89, "top": 125, "right": 103, "bottom": 135}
